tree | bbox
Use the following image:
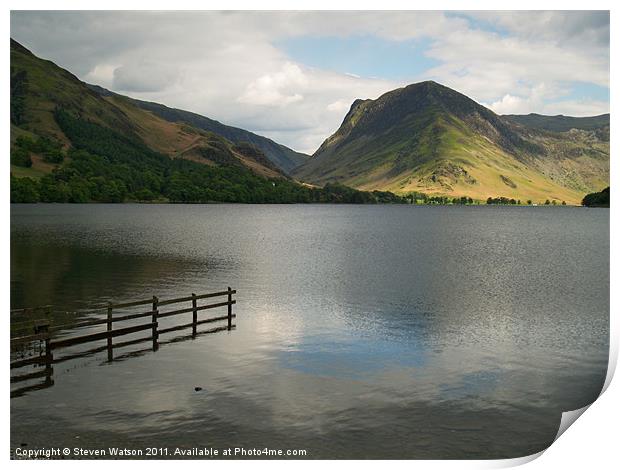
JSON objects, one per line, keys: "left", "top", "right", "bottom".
{"left": 10, "top": 147, "right": 32, "bottom": 167}
{"left": 133, "top": 188, "right": 156, "bottom": 201}
{"left": 10, "top": 176, "right": 39, "bottom": 202}
{"left": 42, "top": 148, "right": 64, "bottom": 164}
{"left": 582, "top": 187, "right": 610, "bottom": 207}
{"left": 10, "top": 69, "right": 28, "bottom": 125}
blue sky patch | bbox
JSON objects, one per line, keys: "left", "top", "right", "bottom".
{"left": 276, "top": 35, "right": 440, "bottom": 81}
{"left": 567, "top": 82, "right": 610, "bottom": 102}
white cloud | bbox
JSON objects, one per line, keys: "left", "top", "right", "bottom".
{"left": 485, "top": 83, "right": 609, "bottom": 117}
{"left": 238, "top": 63, "right": 307, "bottom": 107}
{"left": 423, "top": 27, "right": 608, "bottom": 101}
{"left": 83, "top": 64, "right": 117, "bottom": 88}
{"left": 327, "top": 99, "right": 351, "bottom": 113}
{"left": 487, "top": 94, "right": 529, "bottom": 115}
{"left": 488, "top": 94, "right": 609, "bottom": 117}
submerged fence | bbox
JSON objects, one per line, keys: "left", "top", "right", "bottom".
{"left": 10, "top": 288, "right": 237, "bottom": 398}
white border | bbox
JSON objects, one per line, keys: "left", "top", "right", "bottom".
{"left": 3, "top": 2, "right": 616, "bottom": 469}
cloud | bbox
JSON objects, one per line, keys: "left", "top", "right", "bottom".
{"left": 10, "top": 11, "right": 609, "bottom": 154}
{"left": 423, "top": 27, "right": 608, "bottom": 100}
{"left": 238, "top": 63, "right": 307, "bottom": 107}
{"left": 488, "top": 94, "right": 609, "bottom": 117}
{"left": 83, "top": 64, "right": 117, "bottom": 87}
{"left": 484, "top": 82, "right": 609, "bottom": 117}
{"left": 327, "top": 99, "right": 352, "bottom": 113}
{"left": 470, "top": 11, "right": 610, "bottom": 49}
{"left": 113, "top": 62, "right": 179, "bottom": 93}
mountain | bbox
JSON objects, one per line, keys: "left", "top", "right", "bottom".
{"left": 503, "top": 113, "right": 609, "bottom": 133}
{"left": 86, "top": 84, "right": 308, "bottom": 173}
{"left": 10, "top": 39, "right": 290, "bottom": 180}
{"left": 10, "top": 39, "right": 399, "bottom": 205}
{"left": 293, "top": 81, "right": 609, "bottom": 204}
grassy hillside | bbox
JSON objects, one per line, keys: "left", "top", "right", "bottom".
{"left": 102, "top": 94, "right": 285, "bottom": 179}
{"left": 294, "top": 81, "right": 609, "bottom": 205}
{"left": 116, "top": 92, "right": 309, "bottom": 173}
{"left": 10, "top": 39, "right": 137, "bottom": 146}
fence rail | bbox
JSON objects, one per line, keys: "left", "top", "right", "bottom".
{"left": 10, "top": 287, "right": 237, "bottom": 398}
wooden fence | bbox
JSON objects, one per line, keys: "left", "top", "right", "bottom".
{"left": 10, "top": 288, "right": 236, "bottom": 398}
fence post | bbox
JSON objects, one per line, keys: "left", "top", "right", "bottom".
{"left": 152, "top": 296, "right": 159, "bottom": 351}
{"left": 107, "top": 302, "right": 113, "bottom": 362}
{"left": 227, "top": 286, "right": 233, "bottom": 330}
{"left": 42, "top": 324, "right": 53, "bottom": 383}
{"left": 191, "top": 293, "right": 198, "bottom": 336}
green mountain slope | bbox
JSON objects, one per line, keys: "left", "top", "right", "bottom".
{"left": 10, "top": 39, "right": 137, "bottom": 145}
{"left": 126, "top": 94, "right": 308, "bottom": 173}
{"left": 294, "top": 81, "right": 609, "bottom": 204}
{"left": 86, "top": 84, "right": 309, "bottom": 173}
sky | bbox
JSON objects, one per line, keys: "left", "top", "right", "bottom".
{"left": 10, "top": 11, "right": 610, "bottom": 154}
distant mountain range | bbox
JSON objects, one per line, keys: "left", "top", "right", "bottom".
{"left": 503, "top": 113, "right": 610, "bottom": 134}
{"left": 10, "top": 39, "right": 609, "bottom": 205}
{"left": 86, "top": 84, "right": 308, "bottom": 173}
{"left": 293, "top": 81, "right": 609, "bottom": 204}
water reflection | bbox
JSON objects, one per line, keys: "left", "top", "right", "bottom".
{"left": 10, "top": 204, "right": 609, "bottom": 458}
{"left": 10, "top": 242, "right": 229, "bottom": 311}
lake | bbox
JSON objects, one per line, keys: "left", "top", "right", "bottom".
{"left": 10, "top": 204, "right": 609, "bottom": 459}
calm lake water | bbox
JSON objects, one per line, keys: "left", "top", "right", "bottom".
{"left": 10, "top": 204, "right": 609, "bottom": 459}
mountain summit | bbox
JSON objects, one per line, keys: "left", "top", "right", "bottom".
{"left": 294, "top": 81, "right": 609, "bottom": 203}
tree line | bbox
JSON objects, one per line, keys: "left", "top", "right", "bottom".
{"left": 582, "top": 187, "right": 610, "bottom": 207}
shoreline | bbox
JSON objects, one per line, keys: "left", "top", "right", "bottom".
{"left": 8, "top": 201, "right": 591, "bottom": 207}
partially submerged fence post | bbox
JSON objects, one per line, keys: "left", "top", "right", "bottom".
{"left": 42, "top": 324, "right": 53, "bottom": 383}
{"left": 191, "top": 293, "right": 198, "bottom": 336}
{"left": 227, "top": 286, "right": 233, "bottom": 330}
{"left": 107, "top": 302, "right": 113, "bottom": 362}
{"left": 152, "top": 296, "right": 159, "bottom": 351}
